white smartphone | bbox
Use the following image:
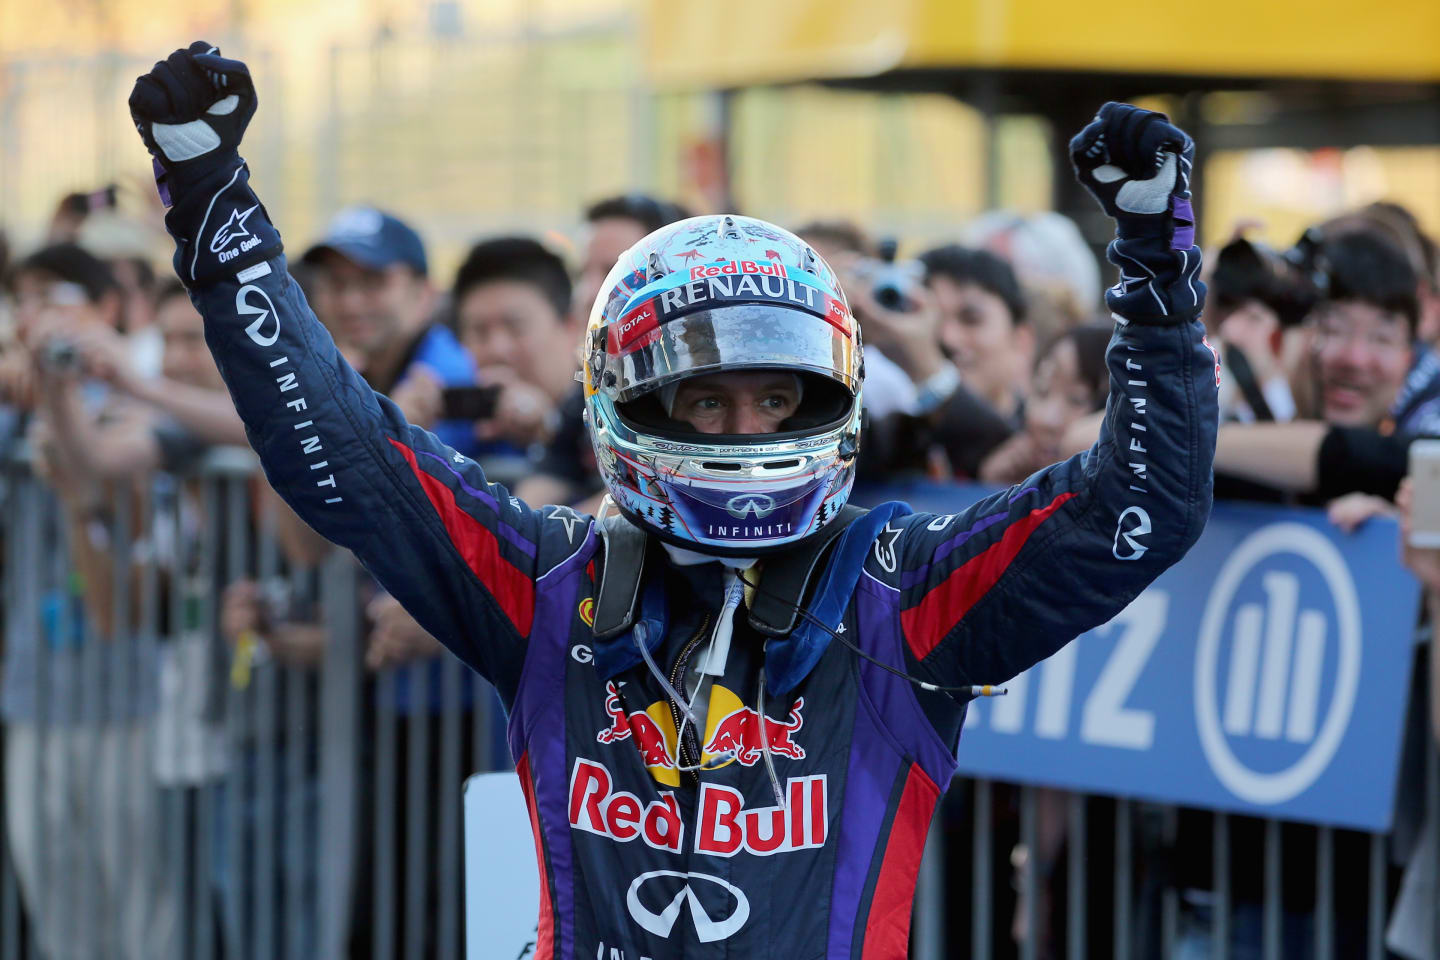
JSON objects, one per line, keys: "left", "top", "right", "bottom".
{"left": 1407, "top": 439, "right": 1440, "bottom": 547}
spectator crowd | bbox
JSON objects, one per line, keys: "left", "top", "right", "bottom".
{"left": 0, "top": 178, "right": 1436, "bottom": 959}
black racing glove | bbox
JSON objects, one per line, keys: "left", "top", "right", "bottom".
{"left": 129, "top": 42, "right": 281, "bottom": 287}
{"left": 1070, "top": 102, "right": 1204, "bottom": 323}
{"left": 1070, "top": 102, "right": 1196, "bottom": 247}
{"left": 130, "top": 41, "right": 256, "bottom": 204}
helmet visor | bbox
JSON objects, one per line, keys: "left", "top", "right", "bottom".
{"left": 606, "top": 303, "right": 858, "bottom": 403}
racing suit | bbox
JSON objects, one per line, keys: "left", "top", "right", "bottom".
{"left": 175, "top": 166, "right": 1217, "bottom": 959}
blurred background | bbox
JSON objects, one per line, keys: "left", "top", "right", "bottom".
{"left": 0, "top": 2, "right": 1438, "bottom": 959}
{"left": 2, "top": 0, "right": 1437, "bottom": 269}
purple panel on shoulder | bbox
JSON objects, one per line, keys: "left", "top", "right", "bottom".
{"left": 854, "top": 575, "right": 958, "bottom": 787}
{"left": 507, "top": 536, "right": 596, "bottom": 960}
{"left": 826, "top": 698, "right": 902, "bottom": 957}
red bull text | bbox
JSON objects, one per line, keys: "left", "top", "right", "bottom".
{"left": 568, "top": 759, "right": 829, "bottom": 857}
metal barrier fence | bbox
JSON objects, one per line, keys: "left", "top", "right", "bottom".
{"left": 0, "top": 449, "right": 1435, "bottom": 959}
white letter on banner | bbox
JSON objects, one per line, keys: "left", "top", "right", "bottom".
{"left": 1035, "top": 643, "right": 1077, "bottom": 739}
{"left": 1081, "top": 591, "right": 1167, "bottom": 750}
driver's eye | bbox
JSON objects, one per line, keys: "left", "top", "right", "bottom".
{"left": 694, "top": 396, "right": 724, "bottom": 411}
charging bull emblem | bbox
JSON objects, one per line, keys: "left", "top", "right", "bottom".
{"left": 703, "top": 697, "right": 806, "bottom": 767}
{"left": 595, "top": 681, "right": 680, "bottom": 785}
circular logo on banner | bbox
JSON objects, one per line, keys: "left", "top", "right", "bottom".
{"left": 1194, "top": 523, "right": 1361, "bottom": 805}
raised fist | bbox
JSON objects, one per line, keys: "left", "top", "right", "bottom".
{"left": 1070, "top": 102, "right": 1196, "bottom": 249}
{"left": 129, "top": 42, "right": 257, "bottom": 204}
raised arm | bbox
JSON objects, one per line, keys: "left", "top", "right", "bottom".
{"left": 128, "top": 43, "right": 549, "bottom": 700}
{"left": 876, "top": 103, "right": 1219, "bottom": 689}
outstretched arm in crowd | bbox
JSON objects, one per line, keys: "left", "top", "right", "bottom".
{"left": 128, "top": 44, "right": 548, "bottom": 704}
{"left": 1066, "top": 406, "right": 1410, "bottom": 505}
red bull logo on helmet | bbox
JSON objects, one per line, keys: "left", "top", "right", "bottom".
{"left": 687, "top": 259, "right": 788, "bottom": 282}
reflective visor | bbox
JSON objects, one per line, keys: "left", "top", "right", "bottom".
{"left": 604, "top": 265, "right": 857, "bottom": 402}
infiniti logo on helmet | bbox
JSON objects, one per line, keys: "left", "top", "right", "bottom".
{"left": 725, "top": 493, "right": 776, "bottom": 519}
{"left": 626, "top": 870, "right": 750, "bottom": 942}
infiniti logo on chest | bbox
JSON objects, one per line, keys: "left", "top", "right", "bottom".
{"left": 625, "top": 870, "right": 750, "bottom": 942}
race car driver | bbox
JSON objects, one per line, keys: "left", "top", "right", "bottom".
{"left": 130, "top": 43, "right": 1218, "bottom": 959}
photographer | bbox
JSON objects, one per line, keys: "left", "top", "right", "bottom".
{"left": 1208, "top": 231, "right": 1430, "bottom": 505}
{"left": 847, "top": 244, "right": 1021, "bottom": 480}
{"left": 1208, "top": 233, "right": 1314, "bottom": 426}
{"left": 450, "top": 236, "right": 580, "bottom": 452}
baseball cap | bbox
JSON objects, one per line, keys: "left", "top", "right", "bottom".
{"left": 302, "top": 206, "right": 428, "bottom": 276}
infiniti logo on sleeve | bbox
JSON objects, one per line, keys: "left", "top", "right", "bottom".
{"left": 236, "top": 284, "right": 280, "bottom": 347}
{"left": 1112, "top": 505, "right": 1152, "bottom": 561}
{"left": 625, "top": 870, "right": 750, "bottom": 942}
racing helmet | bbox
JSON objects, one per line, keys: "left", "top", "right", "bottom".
{"left": 582, "top": 215, "right": 863, "bottom": 556}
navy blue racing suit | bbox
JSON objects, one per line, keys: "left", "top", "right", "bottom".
{"left": 173, "top": 164, "right": 1217, "bottom": 959}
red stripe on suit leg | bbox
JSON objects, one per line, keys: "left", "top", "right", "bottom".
{"left": 516, "top": 753, "right": 554, "bottom": 960}
{"left": 861, "top": 764, "right": 941, "bottom": 959}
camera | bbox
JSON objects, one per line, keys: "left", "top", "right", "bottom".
{"left": 1211, "top": 236, "right": 1317, "bottom": 328}
{"left": 41, "top": 340, "right": 79, "bottom": 372}
{"left": 859, "top": 238, "right": 924, "bottom": 313}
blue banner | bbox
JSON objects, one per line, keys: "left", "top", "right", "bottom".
{"left": 856, "top": 484, "right": 1422, "bottom": 832}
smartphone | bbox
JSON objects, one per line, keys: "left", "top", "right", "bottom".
{"left": 1407, "top": 439, "right": 1440, "bottom": 547}
{"left": 440, "top": 385, "right": 501, "bottom": 421}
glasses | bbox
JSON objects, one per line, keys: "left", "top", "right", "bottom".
{"left": 1310, "top": 307, "right": 1410, "bottom": 358}
{"left": 13, "top": 282, "right": 89, "bottom": 311}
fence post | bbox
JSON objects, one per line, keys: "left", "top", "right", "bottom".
{"left": 318, "top": 549, "right": 360, "bottom": 959}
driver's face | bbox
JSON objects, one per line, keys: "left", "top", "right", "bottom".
{"left": 669, "top": 371, "right": 801, "bottom": 435}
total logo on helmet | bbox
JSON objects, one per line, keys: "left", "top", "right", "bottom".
{"left": 594, "top": 681, "right": 809, "bottom": 784}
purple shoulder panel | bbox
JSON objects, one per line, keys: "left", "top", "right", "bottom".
{"left": 507, "top": 524, "right": 597, "bottom": 960}
{"left": 853, "top": 573, "right": 959, "bottom": 787}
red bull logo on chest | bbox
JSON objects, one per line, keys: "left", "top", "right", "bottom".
{"left": 594, "top": 681, "right": 809, "bottom": 785}
{"left": 702, "top": 698, "right": 806, "bottom": 767}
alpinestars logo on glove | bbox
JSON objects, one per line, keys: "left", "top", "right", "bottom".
{"left": 210, "top": 203, "right": 261, "bottom": 260}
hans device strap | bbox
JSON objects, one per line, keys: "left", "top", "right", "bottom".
{"left": 746, "top": 505, "right": 865, "bottom": 636}
{"left": 593, "top": 514, "right": 650, "bottom": 641}
{"left": 591, "top": 506, "right": 867, "bottom": 641}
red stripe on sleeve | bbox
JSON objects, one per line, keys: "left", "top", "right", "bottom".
{"left": 516, "top": 753, "right": 554, "bottom": 960}
{"left": 389, "top": 438, "right": 534, "bottom": 635}
{"left": 861, "top": 764, "right": 940, "bottom": 960}
{"left": 900, "top": 492, "right": 1075, "bottom": 661}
